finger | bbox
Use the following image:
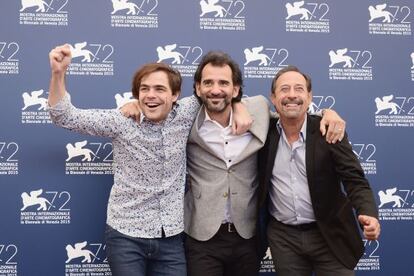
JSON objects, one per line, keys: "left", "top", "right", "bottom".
{"left": 330, "top": 123, "right": 345, "bottom": 144}
{"left": 364, "top": 224, "right": 376, "bottom": 232}
{"left": 232, "top": 123, "right": 238, "bottom": 135}
{"left": 338, "top": 132, "right": 344, "bottom": 142}
{"left": 364, "top": 233, "right": 377, "bottom": 240}
{"left": 53, "top": 45, "right": 71, "bottom": 59}
{"left": 330, "top": 128, "right": 342, "bottom": 144}
{"left": 50, "top": 48, "right": 68, "bottom": 63}
{"left": 333, "top": 122, "right": 345, "bottom": 143}
{"left": 358, "top": 215, "right": 369, "bottom": 225}
{"left": 134, "top": 113, "right": 141, "bottom": 123}
{"left": 325, "top": 122, "right": 336, "bottom": 143}
{"left": 319, "top": 120, "right": 327, "bottom": 137}
{"left": 61, "top": 44, "right": 72, "bottom": 57}
{"left": 365, "top": 228, "right": 380, "bottom": 240}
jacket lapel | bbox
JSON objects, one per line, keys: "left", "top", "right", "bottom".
{"left": 264, "top": 119, "right": 280, "bottom": 195}
{"left": 188, "top": 106, "right": 224, "bottom": 159}
{"left": 305, "top": 115, "right": 318, "bottom": 197}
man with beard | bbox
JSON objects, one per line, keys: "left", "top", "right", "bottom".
{"left": 258, "top": 66, "right": 380, "bottom": 276}
{"left": 183, "top": 51, "right": 269, "bottom": 276}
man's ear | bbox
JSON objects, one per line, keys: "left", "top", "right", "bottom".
{"left": 195, "top": 83, "right": 201, "bottom": 97}
{"left": 270, "top": 92, "right": 277, "bottom": 108}
{"left": 232, "top": 85, "right": 240, "bottom": 99}
{"left": 172, "top": 91, "right": 180, "bottom": 103}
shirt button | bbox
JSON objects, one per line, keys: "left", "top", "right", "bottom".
{"left": 223, "top": 192, "right": 228, "bottom": 198}
{"left": 225, "top": 141, "right": 228, "bottom": 145}
{"left": 228, "top": 160, "right": 232, "bottom": 163}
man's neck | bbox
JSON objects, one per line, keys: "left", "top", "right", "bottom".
{"left": 279, "top": 116, "right": 306, "bottom": 145}
{"left": 205, "top": 107, "right": 232, "bottom": 127}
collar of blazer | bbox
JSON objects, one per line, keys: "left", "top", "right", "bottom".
{"left": 188, "top": 104, "right": 268, "bottom": 166}
{"left": 193, "top": 104, "right": 268, "bottom": 145}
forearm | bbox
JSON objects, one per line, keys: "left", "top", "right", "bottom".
{"left": 49, "top": 94, "right": 122, "bottom": 138}
{"left": 48, "top": 71, "right": 67, "bottom": 107}
{"left": 331, "top": 135, "right": 378, "bottom": 217}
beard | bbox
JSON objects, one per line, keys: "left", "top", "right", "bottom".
{"left": 202, "top": 94, "right": 232, "bottom": 113}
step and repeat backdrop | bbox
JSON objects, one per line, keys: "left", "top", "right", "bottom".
{"left": 0, "top": 0, "right": 413, "bottom": 275}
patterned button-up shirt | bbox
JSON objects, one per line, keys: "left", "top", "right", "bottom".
{"left": 49, "top": 94, "right": 199, "bottom": 238}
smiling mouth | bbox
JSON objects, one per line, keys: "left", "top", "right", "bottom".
{"left": 145, "top": 103, "right": 161, "bottom": 109}
{"left": 284, "top": 103, "right": 301, "bottom": 107}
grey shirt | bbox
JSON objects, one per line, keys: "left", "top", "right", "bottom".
{"left": 269, "top": 116, "right": 316, "bottom": 225}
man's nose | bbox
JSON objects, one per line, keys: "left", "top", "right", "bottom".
{"left": 287, "top": 88, "right": 297, "bottom": 97}
{"left": 211, "top": 82, "right": 222, "bottom": 93}
{"left": 146, "top": 88, "right": 157, "bottom": 97}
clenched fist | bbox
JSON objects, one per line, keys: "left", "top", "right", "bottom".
{"left": 49, "top": 44, "right": 72, "bottom": 74}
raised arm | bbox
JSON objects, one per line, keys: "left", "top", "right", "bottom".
{"left": 48, "top": 44, "right": 72, "bottom": 106}
{"left": 47, "top": 44, "right": 126, "bottom": 138}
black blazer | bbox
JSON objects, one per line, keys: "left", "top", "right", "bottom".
{"left": 258, "top": 115, "right": 378, "bottom": 269}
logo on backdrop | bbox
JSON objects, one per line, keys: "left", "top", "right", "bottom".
{"left": 0, "top": 42, "right": 19, "bottom": 75}
{"left": 21, "top": 89, "right": 52, "bottom": 124}
{"left": 284, "top": 1, "right": 330, "bottom": 33}
{"left": 65, "top": 140, "right": 114, "bottom": 175}
{"left": 19, "top": 0, "right": 69, "bottom": 26}
{"left": 349, "top": 141, "right": 377, "bottom": 175}
{"left": 328, "top": 48, "right": 373, "bottom": 81}
{"left": 368, "top": 3, "right": 411, "bottom": 36}
{"left": 64, "top": 241, "right": 111, "bottom": 274}
{"left": 0, "top": 142, "right": 19, "bottom": 175}
{"left": 199, "top": 0, "right": 246, "bottom": 31}
{"left": 259, "top": 247, "right": 276, "bottom": 273}
{"left": 115, "top": 92, "right": 134, "bottom": 108}
{"left": 0, "top": 243, "right": 18, "bottom": 275}
{"left": 378, "top": 187, "right": 414, "bottom": 221}
{"left": 155, "top": 44, "right": 204, "bottom": 77}
{"left": 374, "top": 94, "right": 414, "bottom": 127}
{"left": 110, "top": 0, "right": 158, "bottom": 28}
{"left": 356, "top": 240, "right": 381, "bottom": 271}
{"left": 308, "top": 95, "right": 335, "bottom": 113}
{"left": 66, "top": 42, "right": 114, "bottom": 76}
{"left": 243, "top": 46, "right": 289, "bottom": 79}
{"left": 20, "top": 188, "right": 71, "bottom": 225}
{"left": 411, "top": 52, "right": 414, "bottom": 81}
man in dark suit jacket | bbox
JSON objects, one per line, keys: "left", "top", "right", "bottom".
{"left": 258, "top": 65, "right": 380, "bottom": 276}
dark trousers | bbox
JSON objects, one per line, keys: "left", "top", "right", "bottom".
{"left": 267, "top": 217, "right": 354, "bottom": 276}
{"left": 185, "top": 223, "right": 259, "bottom": 276}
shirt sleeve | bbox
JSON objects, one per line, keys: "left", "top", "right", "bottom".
{"left": 175, "top": 95, "right": 201, "bottom": 123}
{"left": 48, "top": 93, "right": 130, "bottom": 138}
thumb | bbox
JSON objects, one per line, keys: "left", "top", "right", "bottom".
{"left": 358, "top": 215, "right": 369, "bottom": 226}
{"left": 232, "top": 122, "right": 238, "bottom": 135}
